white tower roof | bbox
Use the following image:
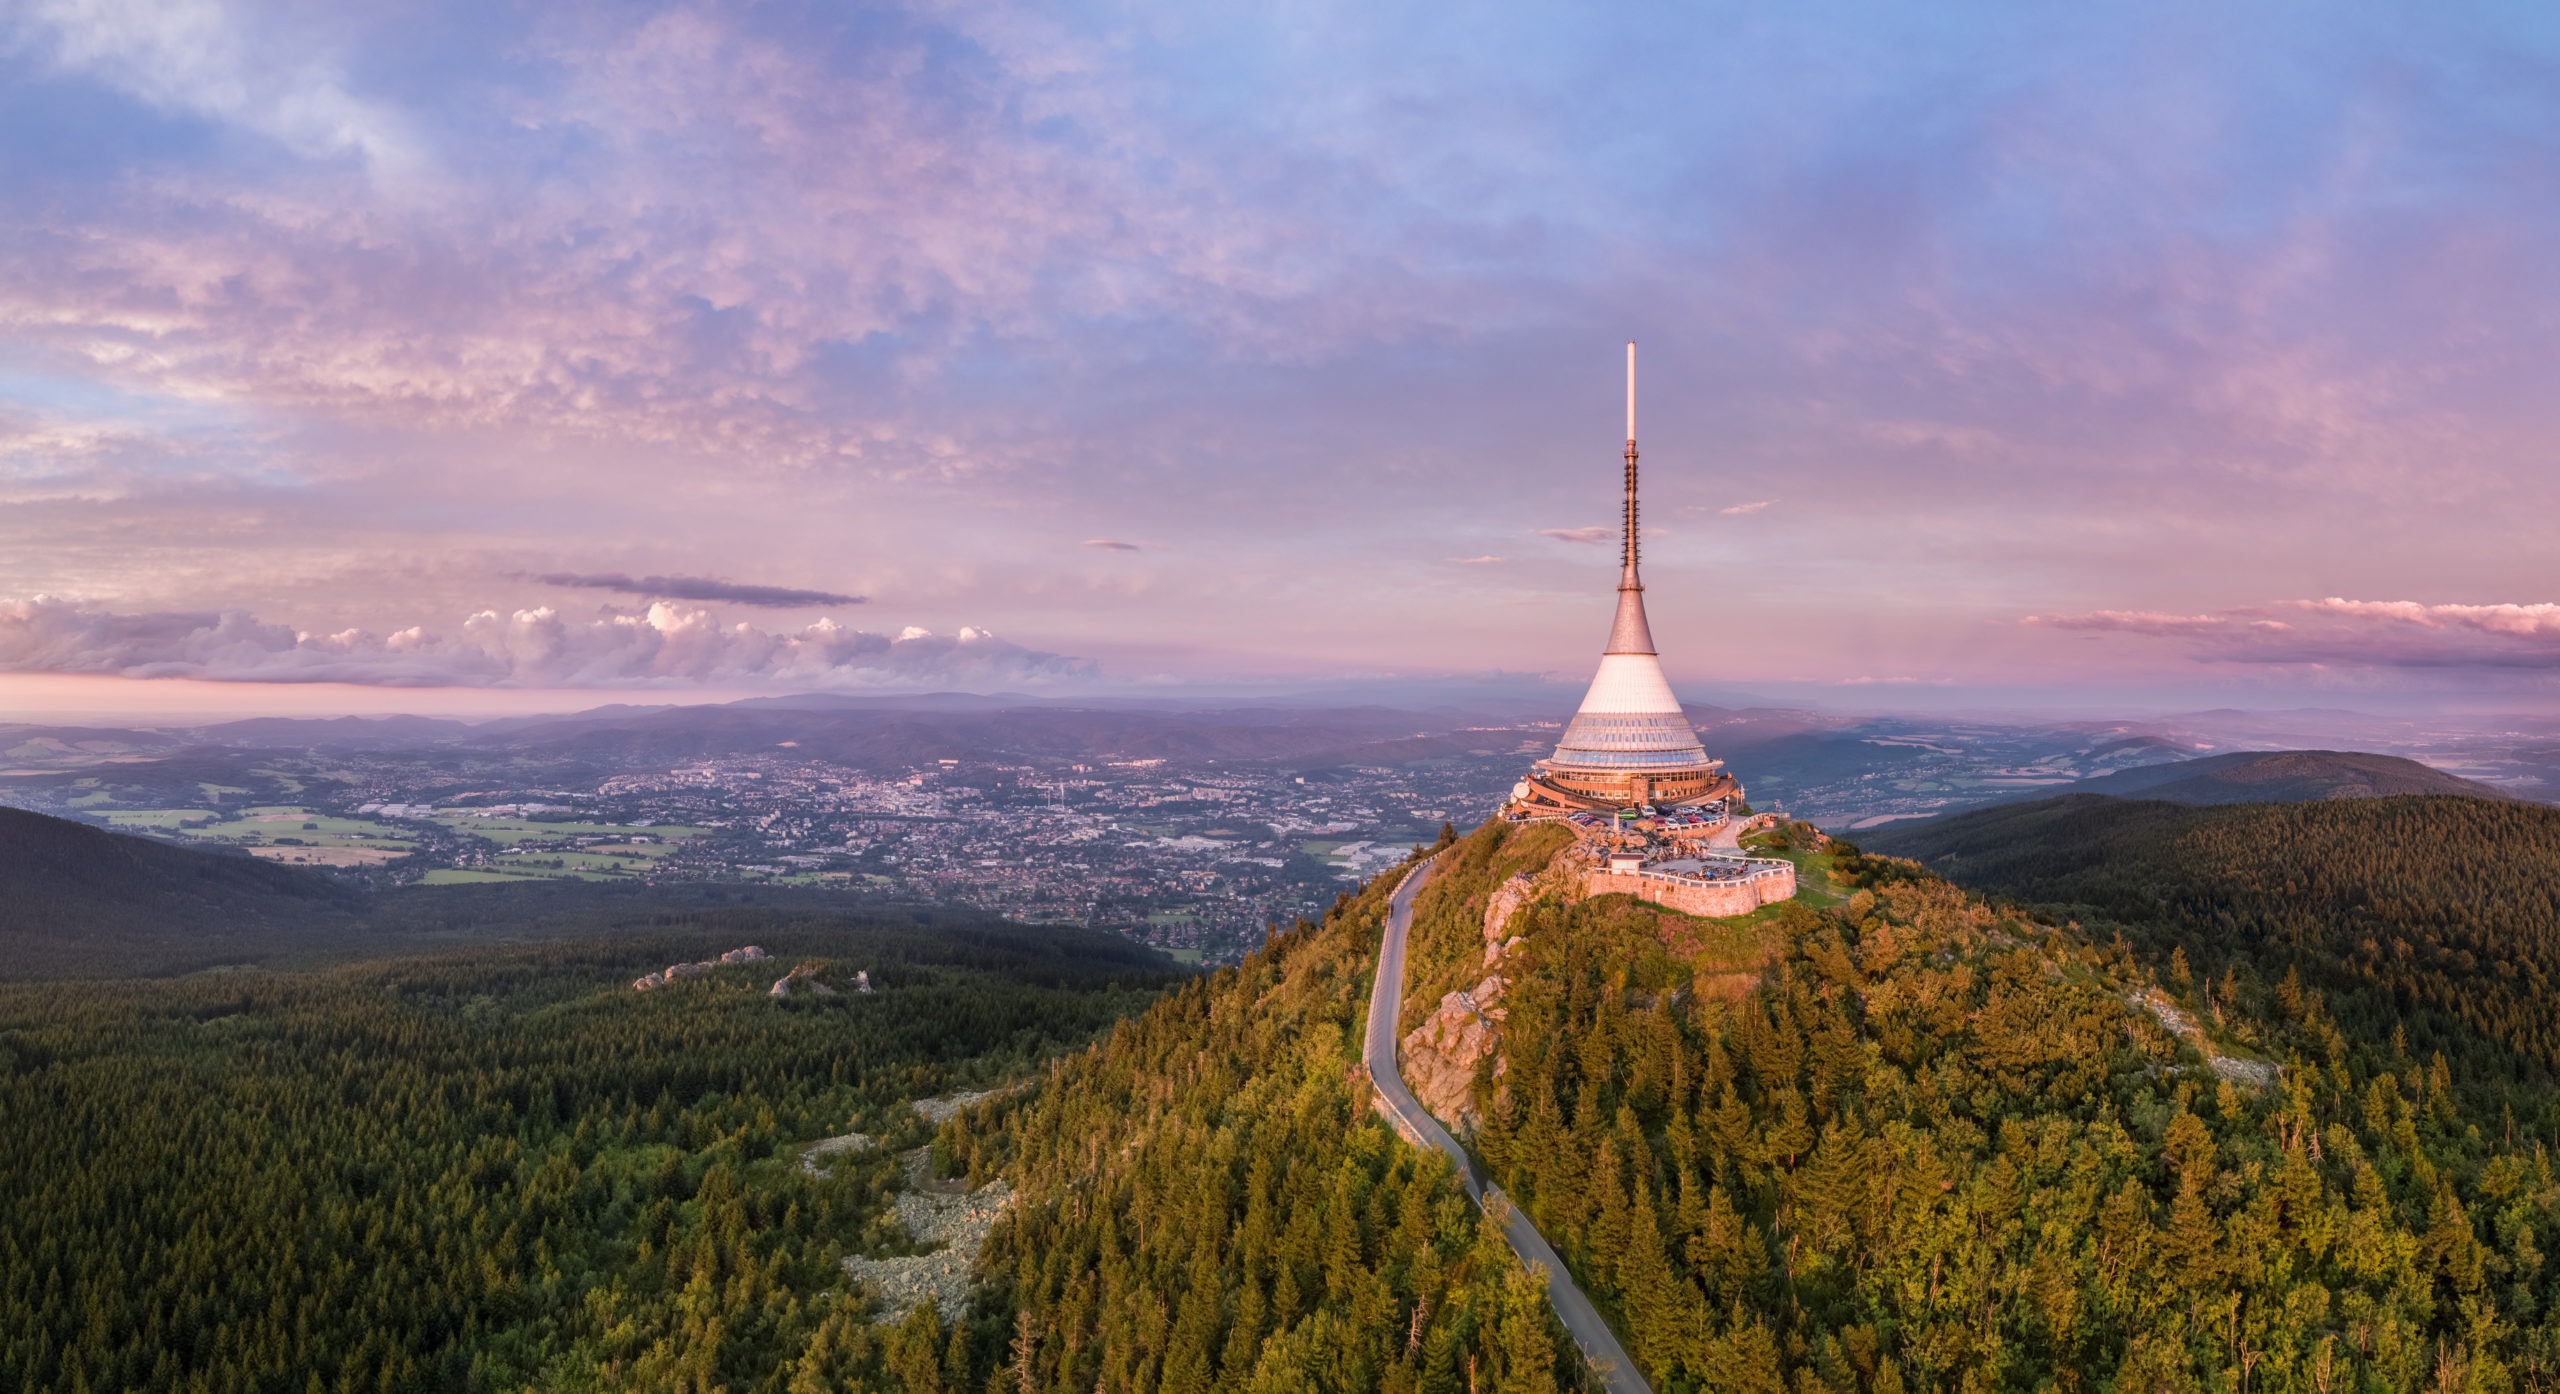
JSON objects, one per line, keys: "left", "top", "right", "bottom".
{"left": 1543, "top": 343, "right": 1715, "bottom": 778}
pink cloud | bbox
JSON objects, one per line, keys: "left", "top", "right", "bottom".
{"left": 2022, "top": 610, "right": 2230, "bottom": 635}
{"left": 2028, "top": 597, "right": 2560, "bottom": 672}
{"left": 2288, "top": 597, "right": 2560, "bottom": 637}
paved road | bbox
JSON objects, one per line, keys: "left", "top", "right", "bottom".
{"left": 1365, "top": 858, "right": 1652, "bottom": 1394}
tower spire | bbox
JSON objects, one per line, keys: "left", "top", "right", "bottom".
{"left": 1622, "top": 340, "right": 1639, "bottom": 585}
{"left": 1506, "top": 337, "right": 1741, "bottom": 820}
{"left": 1605, "top": 341, "right": 1656, "bottom": 654}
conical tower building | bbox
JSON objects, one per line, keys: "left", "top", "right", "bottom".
{"left": 1511, "top": 344, "right": 1741, "bottom": 816}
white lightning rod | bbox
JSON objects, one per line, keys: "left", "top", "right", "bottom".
{"left": 1625, "top": 341, "right": 1636, "bottom": 442}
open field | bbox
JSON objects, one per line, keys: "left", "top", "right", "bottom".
{"left": 497, "top": 849, "right": 667, "bottom": 873}
{"left": 98, "top": 805, "right": 419, "bottom": 859}
{"left": 432, "top": 816, "right": 712, "bottom": 846}
{"left": 418, "top": 865, "right": 618, "bottom": 885}
{"left": 93, "top": 809, "right": 218, "bottom": 830}
{"left": 247, "top": 846, "right": 409, "bottom": 867}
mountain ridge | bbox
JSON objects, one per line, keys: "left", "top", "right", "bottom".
{"left": 0, "top": 805, "right": 363, "bottom": 975}
{"left": 1996, "top": 746, "right": 2509, "bottom": 806}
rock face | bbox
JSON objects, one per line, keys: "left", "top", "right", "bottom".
{"left": 1483, "top": 872, "right": 1539, "bottom": 951}
{"left": 1402, "top": 974, "right": 1507, "bottom": 1134}
{"left": 632, "top": 945, "right": 769, "bottom": 991}
{"left": 2127, "top": 990, "right": 2281, "bottom": 1089}
{"left": 800, "top": 1132, "right": 873, "bottom": 1177}
{"left": 1397, "top": 866, "right": 1565, "bottom": 1135}
{"left": 910, "top": 1087, "right": 1006, "bottom": 1125}
{"left": 768, "top": 961, "right": 840, "bottom": 998}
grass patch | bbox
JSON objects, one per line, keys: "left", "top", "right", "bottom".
{"left": 95, "top": 809, "right": 221, "bottom": 830}
{"left": 108, "top": 805, "right": 420, "bottom": 857}
{"left": 435, "top": 817, "right": 710, "bottom": 847}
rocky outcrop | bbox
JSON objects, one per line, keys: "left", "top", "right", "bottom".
{"left": 1402, "top": 851, "right": 1580, "bottom": 1135}
{"left": 1483, "top": 872, "right": 1539, "bottom": 948}
{"left": 1402, "top": 972, "right": 1507, "bottom": 1135}
{"left": 769, "top": 961, "right": 840, "bottom": 998}
{"left": 800, "top": 1132, "right": 873, "bottom": 1177}
{"left": 2127, "top": 990, "right": 2280, "bottom": 1088}
{"left": 841, "top": 1144, "right": 1012, "bottom": 1321}
{"left": 910, "top": 1086, "right": 1011, "bottom": 1124}
{"left": 631, "top": 944, "right": 768, "bottom": 991}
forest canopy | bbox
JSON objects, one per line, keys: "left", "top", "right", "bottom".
{"left": 0, "top": 910, "right": 1176, "bottom": 1394}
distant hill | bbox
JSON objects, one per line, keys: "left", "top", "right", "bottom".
{"left": 2001, "top": 747, "right": 2509, "bottom": 806}
{"left": 0, "top": 804, "right": 1169, "bottom": 980}
{"left": 1863, "top": 791, "right": 2560, "bottom": 1072}
{"left": 0, "top": 806, "right": 360, "bottom": 974}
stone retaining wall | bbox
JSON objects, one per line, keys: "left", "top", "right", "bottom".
{"left": 1583, "top": 864, "right": 1795, "bottom": 918}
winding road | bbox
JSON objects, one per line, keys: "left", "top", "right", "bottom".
{"left": 1365, "top": 858, "right": 1652, "bottom": 1394}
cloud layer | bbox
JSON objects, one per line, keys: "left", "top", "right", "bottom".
{"left": 2027, "top": 599, "right": 2560, "bottom": 673}
{"left": 0, "top": 596, "right": 1089, "bottom": 688}
{"left": 6, "top": 2, "right": 2560, "bottom": 702}
{"left": 531, "top": 572, "right": 861, "bottom": 608}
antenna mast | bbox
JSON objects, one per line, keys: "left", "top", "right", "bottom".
{"left": 1622, "top": 341, "right": 1640, "bottom": 587}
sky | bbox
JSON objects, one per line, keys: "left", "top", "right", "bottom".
{"left": 6, "top": 0, "right": 2560, "bottom": 718}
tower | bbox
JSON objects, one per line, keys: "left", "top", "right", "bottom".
{"left": 1510, "top": 344, "right": 1740, "bottom": 815}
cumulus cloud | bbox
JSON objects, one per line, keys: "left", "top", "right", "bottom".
{"left": 531, "top": 572, "right": 860, "bottom": 607}
{"left": 2288, "top": 598, "right": 2560, "bottom": 637}
{"left": 2026, "top": 598, "right": 2560, "bottom": 671}
{"left": 0, "top": 596, "right": 1091, "bottom": 689}
{"left": 1538, "top": 527, "right": 1612, "bottom": 545}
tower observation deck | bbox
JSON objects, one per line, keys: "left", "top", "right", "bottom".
{"left": 1509, "top": 344, "right": 1742, "bottom": 816}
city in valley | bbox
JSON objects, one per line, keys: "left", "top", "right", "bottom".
{"left": 12, "top": 693, "right": 2558, "bottom": 963}
{"left": 0, "top": 704, "right": 1556, "bottom": 963}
